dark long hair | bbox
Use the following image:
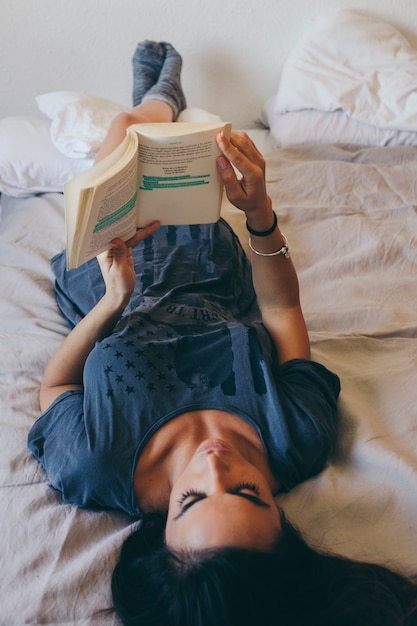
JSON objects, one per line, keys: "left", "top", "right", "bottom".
{"left": 112, "top": 510, "right": 417, "bottom": 626}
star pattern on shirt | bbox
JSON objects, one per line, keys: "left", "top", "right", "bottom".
{"left": 98, "top": 311, "right": 240, "bottom": 401}
{"left": 101, "top": 317, "right": 186, "bottom": 398}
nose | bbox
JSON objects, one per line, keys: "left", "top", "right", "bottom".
{"left": 204, "top": 450, "right": 230, "bottom": 484}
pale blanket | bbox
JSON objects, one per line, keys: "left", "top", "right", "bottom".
{"left": 1, "top": 140, "right": 417, "bottom": 624}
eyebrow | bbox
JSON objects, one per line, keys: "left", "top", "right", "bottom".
{"left": 173, "top": 490, "right": 271, "bottom": 521}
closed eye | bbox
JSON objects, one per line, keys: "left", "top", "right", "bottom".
{"left": 173, "top": 482, "right": 270, "bottom": 521}
{"left": 230, "top": 482, "right": 270, "bottom": 509}
{"left": 176, "top": 489, "right": 206, "bottom": 514}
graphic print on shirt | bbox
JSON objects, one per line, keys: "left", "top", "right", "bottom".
{"left": 174, "top": 327, "right": 236, "bottom": 395}
{"left": 98, "top": 313, "right": 268, "bottom": 401}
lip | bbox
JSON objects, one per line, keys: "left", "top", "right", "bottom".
{"left": 196, "top": 439, "right": 229, "bottom": 454}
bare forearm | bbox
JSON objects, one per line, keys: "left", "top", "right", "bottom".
{"left": 41, "top": 293, "right": 127, "bottom": 390}
{"left": 39, "top": 238, "right": 161, "bottom": 412}
{"left": 247, "top": 215, "right": 300, "bottom": 312}
{"left": 216, "top": 131, "right": 310, "bottom": 363}
{"left": 247, "top": 211, "right": 310, "bottom": 361}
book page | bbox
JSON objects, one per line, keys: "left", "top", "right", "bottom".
{"left": 65, "top": 122, "right": 231, "bottom": 269}
{"left": 82, "top": 155, "right": 138, "bottom": 260}
{"left": 65, "top": 134, "right": 139, "bottom": 269}
{"left": 133, "top": 122, "right": 231, "bottom": 226}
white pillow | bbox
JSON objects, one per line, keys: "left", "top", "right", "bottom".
{"left": 37, "top": 91, "right": 224, "bottom": 159}
{"left": 36, "top": 91, "right": 128, "bottom": 159}
{"left": 177, "top": 107, "right": 222, "bottom": 124}
{"left": 0, "top": 116, "right": 92, "bottom": 197}
{"left": 263, "top": 97, "right": 417, "bottom": 147}
{"left": 275, "top": 9, "right": 417, "bottom": 132}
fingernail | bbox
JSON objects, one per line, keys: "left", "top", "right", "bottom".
{"left": 217, "top": 156, "right": 229, "bottom": 170}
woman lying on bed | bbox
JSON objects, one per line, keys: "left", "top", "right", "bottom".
{"left": 27, "top": 41, "right": 417, "bottom": 626}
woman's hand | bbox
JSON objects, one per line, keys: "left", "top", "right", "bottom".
{"left": 216, "top": 131, "right": 274, "bottom": 232}
{"left": 96, "top": 221, "right": 160, "bottom": 307}
{"left": 97, "top": 240, "right": 137, "bottom": 307}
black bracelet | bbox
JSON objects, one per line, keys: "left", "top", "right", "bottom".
{"left": 246, "top": 211, "right": 278, "bottom": 237}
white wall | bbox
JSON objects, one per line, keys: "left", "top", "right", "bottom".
{"left": 3, "top": 0, "right": 417, "bottom": 128}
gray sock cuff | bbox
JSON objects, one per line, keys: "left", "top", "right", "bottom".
{"left": 141, "top": 87, "right": 186, "bottom": 120}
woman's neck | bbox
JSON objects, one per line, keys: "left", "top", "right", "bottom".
{"left": 134, "top": 409, "right": 280, "bottom": 511}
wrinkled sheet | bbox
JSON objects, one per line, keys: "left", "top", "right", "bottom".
{"left": 1, "top": 140, "right": 417, "bottom": 624}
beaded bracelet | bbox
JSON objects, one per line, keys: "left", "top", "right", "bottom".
{"left": 246, "top": 211, "right": 278, "bottom": 237}
{"left": 248, "top": 233, "right": 290, "bottom": 258}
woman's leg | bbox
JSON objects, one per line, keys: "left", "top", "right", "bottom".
{"left": 132, "top": 40, "right": 166, "bottom": 106}
{"left": 94, "top": 101, "right": 174, "bottom": 162}
{"left": 95, "top": 41, "right": 186, "bottom": 163}
{"left": 140, "top": 42, "right": 186, "bottom": 116}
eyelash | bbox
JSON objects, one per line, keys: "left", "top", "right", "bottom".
{"left": 235, "top": 481, "right": 260, "bottom": 495}
{"left": 177, "top": 481, "right": 260, "bottom": 507}
{"left": 177, "top": 488, "right": 203, "bottom": 506}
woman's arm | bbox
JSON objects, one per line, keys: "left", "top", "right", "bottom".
{"left": 40, "top": 226, "right": 159, "bottom": 412}
{"left": 216, "top": 131, "right": 310, "bottom": 364}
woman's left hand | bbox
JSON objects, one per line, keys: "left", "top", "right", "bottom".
{"left": 216, "top": 131, "right": 273, "bottom": 226}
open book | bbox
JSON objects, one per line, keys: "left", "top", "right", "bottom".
{"left": 64, "top": 121, "right": 232, "bottom": 269}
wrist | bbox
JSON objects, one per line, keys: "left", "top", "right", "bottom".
{"left": 246, "top": 210, "right": 277, "bottom": 237}
{"left": 248, "top": 232, "right": 289, "bottom": 258}
{"left": 101, "top": 291, "right": 131, "bottom": 316}
{"left": 245, "top": 202, "right": 276, "bottom": 235}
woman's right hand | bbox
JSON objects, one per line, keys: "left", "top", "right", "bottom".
{"left": 97, "top": 240, "right": 137, "bottom": 308}
{"left": 97, "top": 221, "right": 160, "bottom": 308}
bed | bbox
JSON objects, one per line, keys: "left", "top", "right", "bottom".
{"left": 1, "top": 9, "right": 417, "bottom": 624}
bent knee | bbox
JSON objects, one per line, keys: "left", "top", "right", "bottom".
{"left": 109, "top": 112, "right": 141, "bottom": 132}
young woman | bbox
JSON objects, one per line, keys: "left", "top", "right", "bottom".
{"left": 28, "top": 42, "right": 417, "bottom": 625}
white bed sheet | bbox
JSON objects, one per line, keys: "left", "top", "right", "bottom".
{"left": 1, "top": 133, "right": 417, "bottom": 624}
{"left": 260, "top": 144, "right": 417, "bottom": 575}
{"left": 0, "top": 193, "right": 129, "bottom": 625}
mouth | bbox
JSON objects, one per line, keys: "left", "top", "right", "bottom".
{"left": 196, "top": 439, "right": 229, "bottom": 454}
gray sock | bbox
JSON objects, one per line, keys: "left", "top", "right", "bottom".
{"left": 141, "top": 42, "right": 186, "bottom": 119}
{"left": 132, "top": 40, "right": 166, "bottom": 107}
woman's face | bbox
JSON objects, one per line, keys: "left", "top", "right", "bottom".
{"left": 165, "top": 439, "right": 282, "bottom": 551}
